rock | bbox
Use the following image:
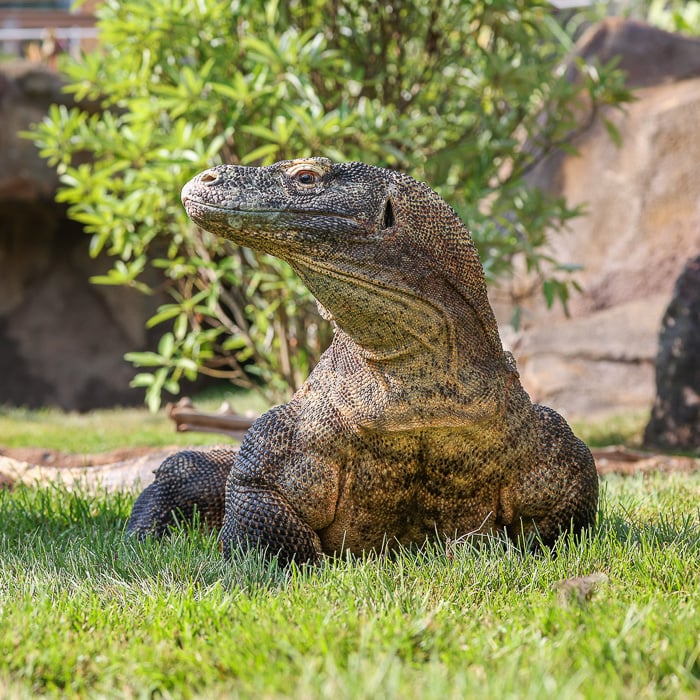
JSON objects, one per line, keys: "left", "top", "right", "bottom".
{"left": 498, "top": 20, "right": 700, "bottom": 420}
{"left": 529, "top": 76, "right": 700, "bottom": 319}
{"left": 0, "top": 451, "right": 166, "bottom": 492}
{"left": 0, "top": 206, "right": 165, "bottom": 409}
{"left": 592, "top": 446, "right": 699, "bottom": 476}
{"left": 0, "top": 445, "right": 233, "bottom": 492}
{"left": 0, "top": 61, "right": 165, "bottom": 410}
{"left": 644, "top": 256, "right": 700, "bottom": 451}
{"left": 508, "top": 296, "right": 666, "bottom": 418}
{"left": 571, "top": 17, "right": 700, "bottom": 88}
{"left": 0, "top": 60, "right": 72, "bottom": 200}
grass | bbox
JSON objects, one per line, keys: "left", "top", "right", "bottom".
{"left": 0, "top": 407, "right": 697, "bottom": 697}
{"left": 0, "top": 390, "right": 269, "bottom": 453}
{"left": 0, "top": 473, "right": 698, "bottom": 699}
{"left": 571, "top": 410, "right": 649, "bottom": 449}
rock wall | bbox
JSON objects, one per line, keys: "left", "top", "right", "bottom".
{"left": 500, "top": 20, "right": 700, "bottom": 420}
{"left": 0, "top": 61, "right": 64, "bottom": 201}
{"left": 0, "top": 61, "right": 162, "bottom": 410}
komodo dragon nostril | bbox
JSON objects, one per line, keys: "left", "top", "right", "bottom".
{"left": 201, "top": 170, "right": 219, "bottom": 185}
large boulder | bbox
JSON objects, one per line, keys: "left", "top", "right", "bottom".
{"left": 570, "top": 17, "right": 700, "bottom": 88}
{"left": 0, "top": 210, "right": 163, "bottom": 410}
{"left": 500, "top": 19, "right": 700, "bottom": 420}
{"left": 0, "top": 60, "right": 68, "bottom": 200}
{"left": 508, "top": 296, "right": 667, "bottom": 418}
{"left": 0, "top": 61, "right": 162, "bottom": 410}
{"left": 643, "top": 256, "right": 700, "bottom": 451}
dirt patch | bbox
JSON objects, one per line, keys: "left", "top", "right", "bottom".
{"left": 0, "top": 445, "right": 175, "bottom": 469}
{"left": 591, "top": 447, "right": 699, "bottom": 476}
{"left": 1, "top": 445, "right": 697, "bottom": 478}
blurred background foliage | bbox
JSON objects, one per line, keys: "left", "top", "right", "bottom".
{"left": 31, "top": 0, "right": 633, "bottom": 409}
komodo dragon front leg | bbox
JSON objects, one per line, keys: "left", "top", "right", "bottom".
{"left": 218, "top": 402, "right": 339, "bottom": 564}
{"left": 127, "top": 448, "right": 232, "bottom": 538}
{"left": 501, "top": 405, "right": 599, "bottom": 546}
{"left": 128, "top": 401, "right": 336, "bottom": 564}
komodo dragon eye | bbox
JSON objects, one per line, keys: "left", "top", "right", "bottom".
{"left": 294, "top": 170, "right": 319, "bottom": 186}
{"left": 285, "top": 163, "right": 326, "bottom": 190}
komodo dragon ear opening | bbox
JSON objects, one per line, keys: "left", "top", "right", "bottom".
{"left": 381, "top": 198, "right": 395, "bottom": 230}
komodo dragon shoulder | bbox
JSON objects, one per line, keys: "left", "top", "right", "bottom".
{"left": 127, "top": 157, "right": 598, "bottom": 564}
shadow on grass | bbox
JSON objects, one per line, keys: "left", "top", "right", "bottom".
{"left": 598, "top": 508, "right": 700, "bottom": 549}
{"left": 2, "top": 479, "right": 698, "bottom": 602}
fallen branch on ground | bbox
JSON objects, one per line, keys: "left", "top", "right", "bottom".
{"left": 167, "top": 397, "right": 257, "bottom": 440}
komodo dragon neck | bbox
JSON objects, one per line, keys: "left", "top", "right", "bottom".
{"left": 182, "top": 157, "right": 522, "bottom": 429}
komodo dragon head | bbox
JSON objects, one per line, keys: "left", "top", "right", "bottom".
{"left": 181, "top": 157, "right": 505, "bottom": 369}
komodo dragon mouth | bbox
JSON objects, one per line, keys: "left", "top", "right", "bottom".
{"left": 181, "top": 196, "right": 359, "bottom": 220}
{"left": 126, "top": 156, "right": 599, "bottom": 566}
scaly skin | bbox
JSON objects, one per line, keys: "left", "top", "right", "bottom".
{"left": 127, "top": 158, "right": 598, "bottom": 563}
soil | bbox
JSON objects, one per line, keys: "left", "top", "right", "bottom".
{"left": 0, "top": 445, "right": 697, "bottom": 476}
{"left": 0, "top": 445, "right": 174, "bottom": 469}
{"left": 591, "top": 447, "right": 698, "bottom": 476}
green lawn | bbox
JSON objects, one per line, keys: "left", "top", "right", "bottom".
{"left": 1, "top": 472, "right": 698, "bottom": 699}
{"left": 0, "top": 390, "right": 269, "bottom": 454}
{"left": 0, "top": 407, "right": 697, "bottom": 697}
{"left": 571, "top": 410, "right": 648, "bottom": 449}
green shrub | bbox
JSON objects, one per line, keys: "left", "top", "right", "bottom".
{"left": 31, "top": 0, "right": 630, "bottom": 408}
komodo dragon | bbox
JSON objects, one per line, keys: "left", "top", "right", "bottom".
{"left": 127, "top": 157, "right": 598, "bottom": 563}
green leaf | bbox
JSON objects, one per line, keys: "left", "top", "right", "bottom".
{"left": 124, "top": 351, "right": 165, "bottom": 367}
{"left": 602, "top": 118, "right": 623, "bottom": 148}
{"left": 158, "top": 333, "right": 175, "bottom": 359}
{"left": 129, "top": 372, "right": 155, "bottom": 388}
{"left": 147, "top": 305, "right": 183, "bottom": 328}
{"left": 241, "top": 144, "right": 281, "bottom": 165}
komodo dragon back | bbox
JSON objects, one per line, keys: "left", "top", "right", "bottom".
{"left": 127, "top": 157, "right": 599, "bottom": 564}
